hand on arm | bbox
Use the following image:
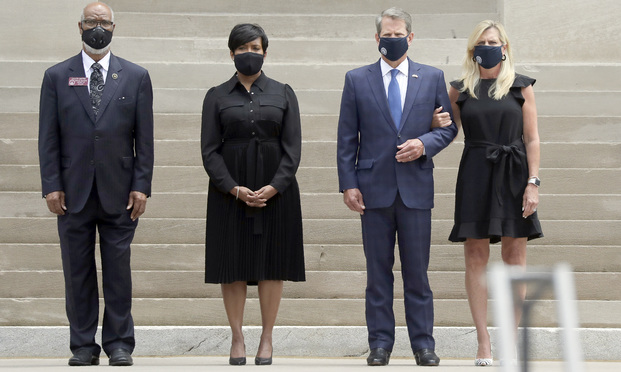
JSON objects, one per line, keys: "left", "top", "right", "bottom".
{"left": 343, "top": 188, "right": 365, "bottom": 215}
{"left": 45, "top": 191, "right": 66, "bottom": 215}
{"left": 431, "top": 106, "right": 452, "bottom": 128}
{"left": 127, "top": 191, "right": 148, "bottom": 221}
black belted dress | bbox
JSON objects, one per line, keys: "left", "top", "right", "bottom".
{"left": 201, "top": 73, "right": 305, "bottom": 283}
{"left": 448, "top": 74, "right": 543, "bottom": 243}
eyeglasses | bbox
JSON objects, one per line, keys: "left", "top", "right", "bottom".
{"left": 81, "top": 19, "right": 114, "bottom": 30}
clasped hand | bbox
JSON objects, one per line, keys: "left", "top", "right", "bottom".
{"left": 232, "top": 185, "right": 277, "bottom": 208}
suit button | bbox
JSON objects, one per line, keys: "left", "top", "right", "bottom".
{"left": 90, "top": 160, "right": 94, "bottom": 165}
{"left": 95, "top": 136, "right": 99, "bottom": 140}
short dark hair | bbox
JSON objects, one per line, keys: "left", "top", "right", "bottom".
{"left": 228, "top": 23, "right": 269, "bottom": 52}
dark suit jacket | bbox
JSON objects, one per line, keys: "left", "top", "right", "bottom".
{"left": 39, "top": 52, "right": 154, "bottom": 214}
{"left": 337, "top": 58, "right": 458, "bottom": 210}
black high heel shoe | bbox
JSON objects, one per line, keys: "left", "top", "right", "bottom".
{"left": 229, "top": 343, "right": 246, "bottom": 365}
{"left": 229, "top": 356, "right": 247, "bottom": 365}
{"left": 254, "top": 354, "right": 272, "bottom": 365}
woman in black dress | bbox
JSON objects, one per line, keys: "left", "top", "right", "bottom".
{"left": 201, "top": 23, "right": 305, "bottom": 366}
{"left": 446, "top": 20, "right": 543, "bottom": 366}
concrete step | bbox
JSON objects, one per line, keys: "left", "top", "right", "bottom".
{"left": 7, "top": 37, "right": 466, "bottom": 65}
{"left": 1, "top": 217, "right": 619, "bottom": 246}
{"left": 3, "top": 139, "right": 619, "bottom": 170}
{"left": 1, "top": 298, "right": 618, "bottom": 328}
{"left": 105, "top": 0, "right": 497, "bottom": 15}
{"left": 3, "top": 192, "right": 621, "bottom": 222}
{"left": 112, "top": 12, "right": 497, "bottom": 40}
{"left": 3, "top": 243, "right": 620, "bottom": 273}
{"left": 2, "top": 269, "right": 620, "bottom": 301}
{"left": 4, "top": 85, "right": 620, "bottom": 116}
{"left": 1, "top": 165, "right": 619, "bottom": 195}
{"left": 5, "top": 61, "right": 621, "bottom": 92}
{"left": 3, "top": 112, "right": 620, "bottom": 144}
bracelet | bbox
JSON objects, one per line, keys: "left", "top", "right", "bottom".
{"left": 236, "top": 186, "right": 240, "bottom": 200}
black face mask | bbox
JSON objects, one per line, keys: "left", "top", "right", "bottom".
{"left": 378, "top": 36, "right": 409, "bottom": 61}
{"left": 234, "top": 52, "right": 264, "bottom": 76}
{"left": 82, "top": 26, "right": 113, "bottom": 50}
{"left": 472, "top": 45, "right": 504, "bottom": 69}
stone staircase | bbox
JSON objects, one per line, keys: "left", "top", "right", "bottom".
{"left": 1, "top": 0, "right": 620, "bottom": 359}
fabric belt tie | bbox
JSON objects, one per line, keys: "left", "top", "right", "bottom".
{"left": 225, "top": 137, "right": 278, "bottom": 235}
{"left": 465, "top": 138, "right": 527, "bottom": 206}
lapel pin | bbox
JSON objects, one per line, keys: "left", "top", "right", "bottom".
{"left": 112, "top": 73, "right": 118, "bottom": 80}
{"left": 412, "top": 74, "right": 419, "bottom": 78}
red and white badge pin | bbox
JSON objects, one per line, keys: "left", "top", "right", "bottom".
{"left": 68, "top": 77, "right": 88, "bottom": 86}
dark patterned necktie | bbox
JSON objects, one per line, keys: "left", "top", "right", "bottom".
{"left": 90, "top": 62, "right": 104, "bottom": 116}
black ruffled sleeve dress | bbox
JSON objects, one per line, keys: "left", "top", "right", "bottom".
{"left": 448, "top": 74, "right": 543, "bottom": 243}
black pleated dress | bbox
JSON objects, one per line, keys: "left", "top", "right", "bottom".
{"left": 449, "top": 74, "right": 543, "bottom": 243}
{"left": 201, "top": 73, "right": 305, "bottom": 284}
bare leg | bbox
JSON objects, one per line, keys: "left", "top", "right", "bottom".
{"left": 464, "top": 238, "right": 492, "bottom": 360}
{"left": 500, "top": 237, "right": 527, "bottom": 328}
{"left": 221, "top": 281, "right": 248, "bottom": 359}
{"left": 256, "top": 280, "right": 283, "bottom": 358}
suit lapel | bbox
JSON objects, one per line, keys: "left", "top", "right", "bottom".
{"left": 366, "top": 60, "right": 397, "bottom": 133}
{"left": 400, "top": 58, "right": 422, "bottom": 128}
{"left": 68, "top": 54, "right": 97, "bottom": 124}
{"left": 95, "top": 54, "right": 121, "bottom": 124}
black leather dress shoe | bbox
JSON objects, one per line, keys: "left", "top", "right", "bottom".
{"left": 367, "top": 348, "right": 391, "bottom": 366}
{"left": 414, "top": 349, "right": 440, "bottom": 366}
{"left": 68, "top": 349, "right": 99, "bottom": 366}
{"left": 108, "top": 348, "right": 133, "bottom": 366}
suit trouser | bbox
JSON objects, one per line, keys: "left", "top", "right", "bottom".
{"left": 57, "top": 183, "right": 137, "bottom": 356}
{"left": 361, "top": 193, "right": 435, "bottom": 352}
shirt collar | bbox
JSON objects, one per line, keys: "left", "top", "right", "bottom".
{"left": 82, "top": 50, "right": 111, "bottom": 76}
{"left": 380, "top": 57, "right": 409, "bottom": 78}
{"left": 224, "top": 71, "right": 268, "bottom": 93}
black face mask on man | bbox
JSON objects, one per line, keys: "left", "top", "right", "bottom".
{"left": 378, "top": 36, "right": 409, "bottom": 62}
{"left": 82, "top": 25, "right": 113, "bottom": 50}
{"left": 234, "top": 52, "right": 264, "bottom": 76}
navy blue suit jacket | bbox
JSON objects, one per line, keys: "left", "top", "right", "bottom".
{"left": 337, "top": 58, "right": 457, "bottom": 210}
{"left": 38, "top": 53, "right": 154, "bottom": 214}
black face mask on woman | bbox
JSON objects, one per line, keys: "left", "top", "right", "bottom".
{"left": 234, "top": 52, "right": 264, "bottom": 76}
{"left": 378, "top": 36, "right": 409, "bottom": 62}
{"left": 82, "top": 25, "right": 113, "bottom": 50}
{"left": 472, "top": 45, "right": 504, "bottom": 69}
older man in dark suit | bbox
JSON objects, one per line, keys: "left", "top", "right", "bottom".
{"left": 38, "top": 1, "right": 153, "bottom": 366}
{"left": 337, "top": 7, "right": 457, "bottom": 367}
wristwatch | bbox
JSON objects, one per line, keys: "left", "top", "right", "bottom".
{"left": 528, "top": 177, "right": 540, "bottom": 187}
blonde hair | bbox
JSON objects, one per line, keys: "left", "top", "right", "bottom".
{"left": 459, "top": 20, "right": 515, "bottom": 100}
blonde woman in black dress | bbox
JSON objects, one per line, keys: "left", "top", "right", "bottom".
{"left": 441, "top": 20, "right": 543, "bottom": 366}
{"left": 201, "top": 23, "right": 305, "bottom": 366}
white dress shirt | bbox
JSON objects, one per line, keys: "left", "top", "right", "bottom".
{"left": 380, "top": 58, "right": 408, "bottom": 110}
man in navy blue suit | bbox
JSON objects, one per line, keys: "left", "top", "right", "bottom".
{"left": 337, "top": 7, "right": 457, "bottom": 367}
{"left": 38, "top": 2, "right": 153, "bottom": 367}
